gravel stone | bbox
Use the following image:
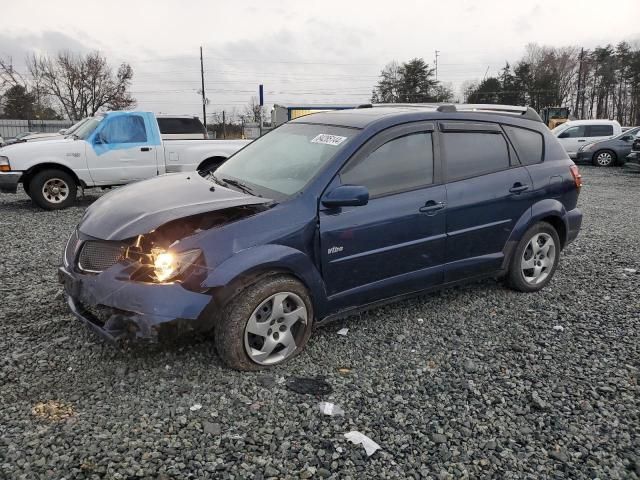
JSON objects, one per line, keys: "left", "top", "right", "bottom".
{"left": 1, "top": 167, "right": 639, "bottom": 479}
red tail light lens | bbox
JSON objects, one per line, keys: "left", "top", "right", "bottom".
{"left": 570, "top": 165, "right": 582, "bottom": 189}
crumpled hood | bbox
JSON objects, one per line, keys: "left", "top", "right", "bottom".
{"left": 79, "top": 173, "right": 270, "bottom": 240}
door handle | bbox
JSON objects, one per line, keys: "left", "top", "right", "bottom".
{"left": 577, "top": 139, "right": 586, "bottom": 142}
{"left": 509, "top": 183, "right": 529, "bottom": 194}
{"left": 141, "top": 147, "right": 151, "bottom": 152}
{"left": 419, "top": 200, "right": 446, "bottom": 214}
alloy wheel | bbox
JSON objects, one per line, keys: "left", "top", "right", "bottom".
{"left": 596, "top": 151, "right": 613, "bottom": 167}
{"left": 42, "top": 178, "right": 69, "bottom": 204}
{"left": 244, "top": 292, "right": 308, "bottom": 365}
{"left": 521, "top": 233, "right": 556, "bottom": 285}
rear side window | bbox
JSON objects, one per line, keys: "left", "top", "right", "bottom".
{"left": 586, "top": 125, "right": 614, "bottom": 137}
{"left": 503, "top": 125, "right": 543, "bottom": 165}
{"left": 157, "top": 117, "right": 206, "bottom": 135}
{"left": 341, "top": 132, "right": 434, "bottom": 197}
{"left": 442, "top": 132, "right": 510, "bottom": 181}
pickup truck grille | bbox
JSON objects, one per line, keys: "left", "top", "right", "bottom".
{"left": 78, "top": 241, "right": 126, "bottom": 273}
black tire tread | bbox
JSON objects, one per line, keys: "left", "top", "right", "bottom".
{"left": 506, "top": 222, "right": 561, "bottom": 293}
{"left": 214, "top": 275, "right": 313, "bottom": 370}
{"left": 29, "top": 169, "right": 77, "bottom": 210}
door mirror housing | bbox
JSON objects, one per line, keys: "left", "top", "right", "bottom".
{"left": 621, "top": 135, "right": 633, "bottom": 141}
{"left": 94, "top": 132, "right": 107, "bottom": 145}
{"left": 558, "top": 131, "right": 569, "bottom": 139}
{"left": 322, "top": 185, "right": 369, "bottom": 208}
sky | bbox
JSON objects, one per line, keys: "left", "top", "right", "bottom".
{"left": 1, "top": 0, "right": 639, "bottom": 122}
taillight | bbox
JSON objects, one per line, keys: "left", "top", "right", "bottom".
{"left": 570, "top": 165, "right": 582, "bottom": 189}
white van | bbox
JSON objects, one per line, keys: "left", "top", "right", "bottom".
{"left": 552, "top": 119, "right": 622, "bottom": 159}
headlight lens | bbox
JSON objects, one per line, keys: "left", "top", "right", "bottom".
{"left": 0, "top": 156, "right": 10, "bottom": 172}
{"left": 581, "top": 143, "right": 595, "bottom": 152}
{"left": 152, "top": 248, "right": 201, "bottom": 282}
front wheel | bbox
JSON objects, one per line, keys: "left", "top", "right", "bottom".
{"left": 29, "top": 169, "right": 77, "bottom": 210}
{"left": 506, "top": 222, "right": 560, "bottom": 292}
{"left": 214, "top": 276, "right": 314, "bottom": 370}
{"left": 592, "top": 150, "right": 616, "bottom": 167}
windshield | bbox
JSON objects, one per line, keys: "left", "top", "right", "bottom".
{"left": 615, "top": 127, "right": 640, "bottom": 139}
{"left": 65, "top": 118, "right": 90, "bottom": 136}
{"left": 74, "top": 116, "right": 104, "bottom": 140}
{"left": 214, "top": 123, "right": 357, "bottom": 198}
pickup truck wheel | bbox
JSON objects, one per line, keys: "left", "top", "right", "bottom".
{"left": 506, "top": 222, "right": 560, "bottom": 293}
{"left": 30, "top": 169, "right": 77, "bottom": 210}
{"left": 197, "top": 158, "right": 225, "bottom": 177}
{"left": 214, "top": 276, "right": 314, "bottom": 370}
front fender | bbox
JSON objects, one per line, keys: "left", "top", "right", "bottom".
{"left": 202, "top": 244, "right": 328, "bottom": 318}
{"left": 501, "top": 199, "right": 568, "bottom": 269}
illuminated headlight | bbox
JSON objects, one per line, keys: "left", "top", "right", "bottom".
{"left": 152, "top": 248, "right": 201, "bottom": 282}
{"left": 0, "top": 156, "right": 10, "bottom": 172}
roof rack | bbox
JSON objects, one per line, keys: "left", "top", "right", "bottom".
{"left": 364, "top": 103, "right": 543, "bottom": 123}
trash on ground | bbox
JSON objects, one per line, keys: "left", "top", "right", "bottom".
{"left": 190, "top": 403, "right": 202, "bottom": 411}
{"left": 286, "top": 377, "right": 333, "bottom": 395}
{"left": 344, "top": 431, "right": 381, "bottom": 456}
{"left": 337, "top": 368, "right": 352, "bottom": 375}
{"left": 623, "top": 268, "right": 637, "bottom": 274}
{"left": 417, "top": 318, "right": 424, "bottom": 323}
{"left": 318, "top": 401, "right": 345, "bottom": 416}
{"left": 553, "top": 325, "right": 564, "bottom": 331}
{"left": 32, "top": 400, "right": 74, "bottom": 421}
{"left": 337, "top": 328, "right": 349, "bottom": 336}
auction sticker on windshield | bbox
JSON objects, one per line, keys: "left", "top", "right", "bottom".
{"left": 311, "top": 134, "right": 348, "bottom": 146}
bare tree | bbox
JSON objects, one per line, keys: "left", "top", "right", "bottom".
{"left": 244, "top": 96, "right": 265, "bottom": 123}
{"left": 27, "top": 51, "right": 135, "bottom": 120}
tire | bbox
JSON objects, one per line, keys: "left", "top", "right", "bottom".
{"left": 22, "top": 180, "right": 31, "bottom": 198}
{"left": 197, "top": 158, "right": 225, "bottom": 177}
{"left": 214, "top": 275, "right": 314, "bottom": 370}
{"left": 29, "top": 169, "right": 77, "bottom": 210}
{"left": 592, "top": 149, "right": 616, "bottom": 167}
{"left": 506, "top": 222, "right": 561, "bottom": 293}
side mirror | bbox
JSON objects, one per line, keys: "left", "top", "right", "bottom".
{"left": 622, "top": 135, "right": 633, "bottom": 141}
{"left": 558, "top": 132, "right": 569, "bottom": 139}
{"left": 322, "top": 185, "right": 369, "bottom": 208}
{"left": 94, "top": 133, "right": 107, "bottom": 145}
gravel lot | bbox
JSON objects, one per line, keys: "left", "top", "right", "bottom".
{"left": 1, "top": 166, "right": 639, "bottom": 479}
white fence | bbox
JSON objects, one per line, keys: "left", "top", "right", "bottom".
{"left": 0, "top": 119, "right": 73, "bottom": 138}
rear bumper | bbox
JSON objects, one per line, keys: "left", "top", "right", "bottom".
{"left": 566, "top": 207, "right": 582, "bottom": 245}
{"left": 0, "top": 171, "right": 22, "bottom": 193}
{"left": 58, "top": 265, "right": 214, "bottom": 342}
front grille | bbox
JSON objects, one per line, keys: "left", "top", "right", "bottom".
{"left": 78, "top": 241, "right": 126, "bottom": 273}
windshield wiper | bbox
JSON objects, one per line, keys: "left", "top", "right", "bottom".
{"left": 212, "top": 175, "right": 258, "bottom": 196}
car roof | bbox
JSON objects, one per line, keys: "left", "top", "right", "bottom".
{"left": 291, "top": 104, "right": 545, "bottom": 130}
{"left": 562, "top": 119, "right": 621, "bottom": 126}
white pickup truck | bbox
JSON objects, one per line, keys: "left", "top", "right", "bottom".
{"left": 0, "top": 111, "right": 250, "bottom": 209}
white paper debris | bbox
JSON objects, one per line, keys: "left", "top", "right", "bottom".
{"left": 553, "top": 325, "right": 564, "bottom": 332}
{"left": 344, "top": 431, "right": 381, "bottom": 456}
{"left": 623, "top": 268, "right": 637, "bottom": 274}
{"left": 337, "top": 328, "right": 349, "bottom": 336}
{"left": 190, "top": 404, "right": 202, "bottom": 411}
{"left": 311, "top": 134, "right": 348, "bottom": 146}
{"left": 417, "top": 318, "right": 424, "bottom": 323}
{"left": 319, "top": 402, "right": 345, "bottom": 416}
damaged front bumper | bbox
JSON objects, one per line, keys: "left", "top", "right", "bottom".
{"left": 58, "top": 265, "right": 214, "bottom": 343}
{"left": 0, "top": 171, "right": 22, "bottom": 193}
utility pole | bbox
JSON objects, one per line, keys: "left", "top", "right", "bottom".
{"left": 200, "top": 46, "right": 207, "bottom": 130}
{"left": 222, "top": 110, "right": 226, "bottom": 139}
{"left": 434, "top": 50, "right": 440, "bottom": 82}
{"left": 576, "top": 48, "right": 584, "bottom": 119}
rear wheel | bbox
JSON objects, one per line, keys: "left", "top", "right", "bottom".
{"left": 214, "top": 276, "right": 313, "bottom": 370}
{"left": 29, "top": 169, "right": 77, "bottom": 210}
{"left": 592, "top": 150, "right": 616, "bottom": 167}
{"left": 506, "top": 222, "right": 560, "bottom": 292}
